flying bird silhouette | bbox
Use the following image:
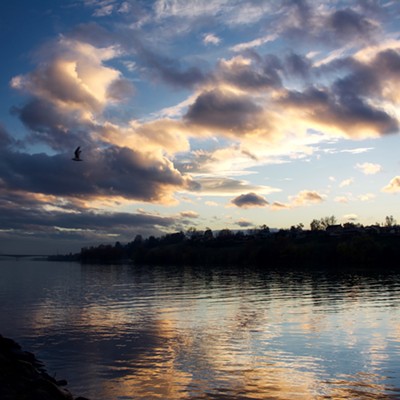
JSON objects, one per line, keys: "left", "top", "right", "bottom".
{"left": 72, "top": 146, "right": 82, "bottom": 161}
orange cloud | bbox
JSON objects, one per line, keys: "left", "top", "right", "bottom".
{"left": 290, "top": 190, "right": 325, "bottom": 206}
{"left": 382, "top": 176, "right": 400, "bottom": 193}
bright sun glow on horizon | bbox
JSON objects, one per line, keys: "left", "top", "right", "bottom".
{"left": 1, "top": 0, "right": 400, "bottom": 253}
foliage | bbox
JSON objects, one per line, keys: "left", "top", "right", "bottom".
{"left": 70, "top": 222, "right": 400, "bottom": 270}
{"left": 310, "top": 215, "right": 337, "bottom": 230}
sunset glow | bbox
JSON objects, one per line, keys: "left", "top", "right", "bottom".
{"left": 1, "top": 1, "right": 400, "bottom": 253}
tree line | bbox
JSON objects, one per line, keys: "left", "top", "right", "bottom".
{"left": 50, "top": 215, "right": 400, "bottom": 270}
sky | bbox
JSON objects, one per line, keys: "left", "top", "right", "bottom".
{"left": 1, "top": 0, "right": 400, "bottom": 254}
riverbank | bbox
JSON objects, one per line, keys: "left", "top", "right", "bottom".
{"left": 0, "top": 335, "right": 89, "bottom": 400}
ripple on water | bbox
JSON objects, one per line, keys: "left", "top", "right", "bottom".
{"left": 1, "top": 261, "right": 400, "bottom": 399}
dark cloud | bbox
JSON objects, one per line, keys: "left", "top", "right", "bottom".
{"left": 277, "top": 1, "right": 386, "bottom": 47}
{"left": 332, "top": 64, "right": 379, "bottom": 99}
{"left": 313, "top": 48, "right": 400, "bottom": 113}
{"left": 281, "top": 81, "right": 398, "bottom": 136}
{"left": 231, "top": 192, "right": 269, "bottom": 208}
{"left": 137, "top": 44, "right": 207, "bottom": 89}
{"left": 373, "top": 49, "right": 400, "bottom": 79}
{"left": 0, "top": 145, "right": 191, "bottom": 202}
{"left": 107, "top": 78, "right": 135, "bottom": 101}
{"left": 285, "top": 53, "right": 311, "bottom": 79}
{"left": 283, "top": 0, "right": 312, "bottom": 26}
{"left": 184, "top": 89, "right": 263, "bottom": 132}
{"left": 214, "top": 54, "right": 282, "bottom": 91}
{"left": 68, "top": 22, "right": 117, "bottom": 48}
{"left": 0, "top": 200, "right": 178, "bottom": 253}
{"left": 11, "top": 99, "right": 86, "bottom": 150}
{"left": 0, "top": 124, "right": 14, "bottom": 148}
{"left": 328, "top": 8, "right": 377, "bottom": 42}
{"left": 235, "top": 219, "right": 254, "bottom": 228}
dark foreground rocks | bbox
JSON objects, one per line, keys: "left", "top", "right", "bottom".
{"left": 0, "top": 334, "right": 90, "bottom": 400}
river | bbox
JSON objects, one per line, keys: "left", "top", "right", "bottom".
{"left": 0, "top": 259, "right": 399, "bottom": 399}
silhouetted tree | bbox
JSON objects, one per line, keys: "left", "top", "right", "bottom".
{"left": 310, "top": 216, "right": 337, "bottom": 230}
{"left": 217, "top": 229, "right": 233, "bottom": 239}
{"left": 204, "top": 228, "right": 213, "bottom": 240}
{"left": 320, "top": 215, "right": 337, "bottom": 229}
{"left": 310, "top": 219, "right": 322, "bottom": 231}
{"left": 385, "top": 215, "right": 397, "bottom": 227}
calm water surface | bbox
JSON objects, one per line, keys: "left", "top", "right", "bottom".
{"left": 0, "top": 260, "right": 399, "bottom": 399}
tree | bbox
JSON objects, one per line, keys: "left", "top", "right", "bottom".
{"left": 217, "top": 228, "right": 233, "bottom": 239}
{"left": 320, "top": 215, "right": 337, "bottom": 229}
{"left": 310, "top": 219, "right": 322, "bottom": 231}
{"left": 133, "top": 234, "right": 143, "bottom": 244}
{"left": 259, "top": 224, "right": 270, "bottom": 233}
{"left": 204, "top": 228, "right": 214, "bottom": 240}
{"left": 187, "top": 227, "right": 202, "bottom": 240}
{"left": 310, "top": 216, "right": 337, "bottom": 231}
{"left": 385, "top": 215, "right": 397, "bottom": 227}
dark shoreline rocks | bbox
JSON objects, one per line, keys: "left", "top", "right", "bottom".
{"left": 0, "top": 334, "right": 90, "bottom": 400}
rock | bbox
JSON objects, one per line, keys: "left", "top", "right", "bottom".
{"left": 0, "top": 334, "right": 90, "bottom": 400}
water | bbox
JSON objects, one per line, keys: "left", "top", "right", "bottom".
{"left": 0, "top": 259, "right": 399, "bottom": 399}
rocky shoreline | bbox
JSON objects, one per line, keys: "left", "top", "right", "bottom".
{"left": 0, "top": 334, "right": 90, "bottom": 400}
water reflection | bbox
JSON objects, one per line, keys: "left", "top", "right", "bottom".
{"left": 0, "top": 261, "right": 399, "bottom": 399}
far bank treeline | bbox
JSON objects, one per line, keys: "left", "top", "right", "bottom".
{"left": 51, "top": 216, "right": 400, "bottom": 269}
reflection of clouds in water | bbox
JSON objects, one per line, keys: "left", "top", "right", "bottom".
{"left": 2, "top": 262, "right": 400, "bottom": 399}
{"left": 327, "top": 372, "right": 397, "bottom": 400}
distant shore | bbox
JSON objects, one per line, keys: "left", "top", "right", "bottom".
{"left": 0, "top": 335, "right": 89, "bottom": 400}
{"left": 49, "top": 224, "right": 400, "bottom": 269}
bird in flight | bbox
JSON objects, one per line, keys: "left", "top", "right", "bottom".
{"left": 72, "top": 146, "right": 82, "bottom": 161}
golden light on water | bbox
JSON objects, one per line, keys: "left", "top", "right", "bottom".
{"left": 3, "top": 262, "right": 400, "bottom": 399}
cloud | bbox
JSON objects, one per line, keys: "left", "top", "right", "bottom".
{"left": 84, "top": 0, "right": 131, "bottom": 18}
{"left": 280, "top": 85, "right": 398, "bottom": 138}
{"left": 340, "top": 147, "right": 373, "bottom": 154}
{"left": 231, "top": 192, "right": 269, "bottom": 208}
{"left": 358, "top": 193, "right": 375, "bottom": 202}
{"left": 343, "top": 213, "right": 358, "bottom": 222}
{"left": 334, "top": 196, "right": 349, "bottom": 204}
{"left": 0, "top": 145, "right": 193, "bottom": 204}
{"left": 279, "top": 46, "right": 400, "bottom": 139}
{"left": 179, "top": 210, "right": 199, "bottom": 218}
{"left": 235, "top": 218, "right": 254, "bottom": 227}
{"left": 355, "top": 162, "right": 382, "bottom": 175}
{"left": 135, "top": 43, "right": 206, "bottom": 89}
{"left": 184, "top": 88, "right": 265, "bottom": 134}
{"left": 203, "top": 33, "right": 221, "bottom": 46}
{"left": 5, "top": 0, "right": 400, "bottom": 254}
{"left": 153, "top": 0, "right": 273, "bottom": 27}
{"left": 0, "top": 198, "right": 180, "bottom": 252}
{"left": 124, "top": 119, "right": 191, "bottom": 155}
{"left": 0, "top": 124, "right": 15, "bottom": 148}
{"left": 11, "top": 38, "right": 124, "bottom": 113}
{"left": 285, "top": 52, "right": 312, "bottom": 79}
{"left": 290, "top": 190, "right": 325, "bottom": 206}
{"left": 11, "top": 99, "right": 87, "bottom": 150}
{"left": 10, "top": 37, "right": 134, "bottom": 149}
{"left": 213, "top": 55, "right": 282, "bottom": 91}
{"left": 7, "top": 35, "right": 200, "bottom": 206}
{"left": 271, "top": 201, "right": 288, "bottom": 210}
{"left": 339, "top": 178, "right": 354, "bottom": 188}
{"left": 277, "top": 1, "right": 388, "bottom": 47}
{"left": 194, "top": 177, "right": 280, "bottom": 197}
{"left": 328, "top": 8, "right": 379, "bottom": 42}
{"left": 230, "top": 34, "right": 277, "bottom": 52}
{"left": 382, "top": 176, "right": 400, "bottom": 193}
